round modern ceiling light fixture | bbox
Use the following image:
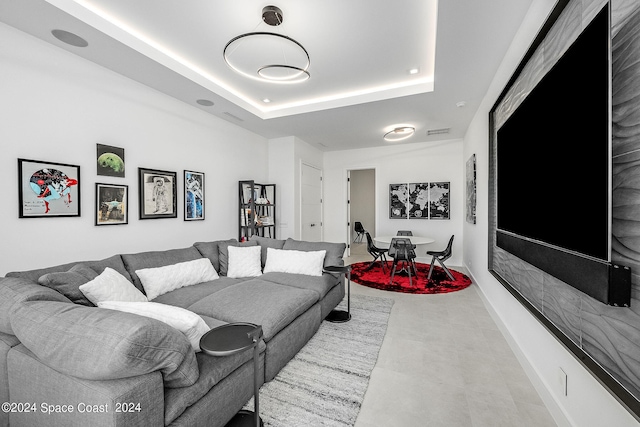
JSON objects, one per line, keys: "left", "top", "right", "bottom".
{"left": 51, "top": 29, "right": 88, "bottom": 47}
{"left": 223, "top": 6, "right": 310, "bottom": 84}
{"left": 384, "top": 126, "right": 416, "bottom": 142}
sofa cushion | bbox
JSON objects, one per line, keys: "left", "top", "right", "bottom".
{"left": 217, "top": 240, "right": 258, "bottom": 276}
{"left": 250, "top": 235, "right": 286, "bottom": 267}
{"left": 263, "top": 247, "right": 326, "bottom": 276}
{"left": 260, "top": 272, "right": 339, "bottom": 299}
{"left": 152, "top": 277, "right": 245, "bottom": 309}
{"left": 121, "top": 246, "right": 203, "bottom": 292}
{"left": 227, "top": 245, "right": 262, "bottom": 278}
{"left": 193, "top": 240, "right": 234, "bottom": 272}
{"left": 10, "top": 300, "right": 198, "bottom": 388}
{"left": 6, "top": 254, "right": 132, "bottom": 285}
{"left": 0, "top": 277, "right": 71, "bottom": 335}
{"left": 97, "top": 301, "right": 210, "bottom": 352}
{"left": 37, "top": 263, "right": 98, "bottom": 306}
{"left": 79, "top": 268, "right": 148, "bottom": 305}
{"left": 136, "top": 258, "right": 219, "bottom": 301}
{"left": 187, "top": 280, "right": 318, "bottom": 341}
{"left": 282, "top": 238, "right": 346, "bottom": 267}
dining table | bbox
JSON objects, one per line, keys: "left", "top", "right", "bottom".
{"left": 374, "top": 235, "right": 435, "bottom": 247}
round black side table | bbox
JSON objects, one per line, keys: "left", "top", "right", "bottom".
{"left": 200, "top": 323, "right": 264, "bottom": 427}
{"left": 324, "top": 265, "right": 352, "bottom": 323}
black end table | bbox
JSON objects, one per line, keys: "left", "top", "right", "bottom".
{"left": 200, "top": 323, "right": 264, "bottom": 427}
{"left": 324, "top": 265, "right": 352, "bottom": 323}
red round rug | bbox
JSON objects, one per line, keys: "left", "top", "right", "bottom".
{"left": 349, "top": 261, "right": 472, "bottom": 294}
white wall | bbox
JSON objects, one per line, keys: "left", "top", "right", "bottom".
{"left": 0, "top": 23, "right": 269, "bottom": 276}
{"left": 323, "top": 139, "right": 464, "bottom": 264}
{"left": 462, "top": 0, "right": 639, "bottom": 425}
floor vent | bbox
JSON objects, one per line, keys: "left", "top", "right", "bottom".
{"left": 427, "top": 127, "right": 450, "bottom": 136}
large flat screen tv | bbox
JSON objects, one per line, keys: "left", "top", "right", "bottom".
{"left": 495, "top": 6, "right": 630, "bottom": 306}
{"left": 497, "top": 5, "right": 610, "bottom": 261}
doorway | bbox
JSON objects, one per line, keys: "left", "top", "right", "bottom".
{"left": 347, "top": 168, "right": 376, "bottom": 257}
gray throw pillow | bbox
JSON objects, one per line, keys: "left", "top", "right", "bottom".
{"left": 249, "top": 236, "right": 286, "bottom": 267}
{"left": 282, "top": 238, "right": 346, "bottom": 267}
{"left": 38, "top": 264, "right": 99, "bottom": 306}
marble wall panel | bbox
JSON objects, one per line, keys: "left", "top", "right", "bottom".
{"left": 494, "top": 247, "right": 545, "bottom": 311}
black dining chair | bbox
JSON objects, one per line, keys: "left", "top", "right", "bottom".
{"left": 397, "top": 230, "right": 413, "bottom": 236}
{"left": 388, "top": 238, "right": 418, "bottom": 287}
{"left": 427, "top": 235, "right": 455, "bottom": 281}
{"left": 353, "top": 221, "right": 366, "bottom": 243}
{"left": 365, "top": 232, "right": 388, "bottom": 272}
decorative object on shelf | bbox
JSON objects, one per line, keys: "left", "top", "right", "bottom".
{"left": 184, "top": 170, "right": 204, "bottom": 221}
{"left": 96, "top": 143, "right": 125, "bottom": 178}
{"left": 389, "top": 183, "right": 408, "bottom": 219}
{"left": 18, "top": 158, "right": 80, "bottom": 218}
{"left": 138, "top": 167, "right": 177, "bottom": 219}
{"left": 95, "top": 183, "right": 128, "bottom": 226}
{"left": 239, "top": 180, "right": 276, "bottom": 241}
{"left": 429, "top": 182, "right": 450, "bottom": 220}
{"left": 466, "top": 154, "right": 476, "bottom": 224}
{"left": 224, "top": 5, "right": 310, "bottom": 84}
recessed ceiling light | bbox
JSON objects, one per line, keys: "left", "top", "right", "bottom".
{"left": 409, "top": 68, "right": 420, "bottom": 75}
{"left": 51, "top": 29, "right": 88, "bottom": 47}
{"left": 263, "top": 98, "right": 271, "bottom": 103}
{"left": 196, "top": 99, "right": 214, "bottom": 107}
{"left": 384, "top": 126, "right": 415, "bottom": 142}
{"left": 456, "top": 101, "right": 466, "bottom": 108}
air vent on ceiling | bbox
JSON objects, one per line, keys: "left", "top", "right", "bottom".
{"left": 426, "top": 128, "right": 451, "bottom": 136}
{"left": 223, "top": 112, "right": 244, "bottom": 122}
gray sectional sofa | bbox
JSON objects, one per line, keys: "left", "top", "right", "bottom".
{"left": 0, "top": 236, "right": 346, "bottom": 427}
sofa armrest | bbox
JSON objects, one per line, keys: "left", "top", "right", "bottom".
{"left": 10, "top": 300, "right": 198, "bottom": 388}
{"left": 8, "top": 344, "right": 164, "bottom": 427}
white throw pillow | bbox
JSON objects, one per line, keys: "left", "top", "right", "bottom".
{"left": 227, "top": 245, "right": 263, "bottom": 278}
{"left": 135, "top": 258, "right": 219, "bottom": 301}
{"left": 97, "top": 301, "right": 210, "bottom": 352}
{"left": 79, "top": 267, "right": 148, "bottom": 305}
{"left": 263, "top": 248, "right": 326, "bottom": 277}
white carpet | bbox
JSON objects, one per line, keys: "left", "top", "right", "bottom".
{"left": 244, "top": 294, "right": 394, "bottom": 426}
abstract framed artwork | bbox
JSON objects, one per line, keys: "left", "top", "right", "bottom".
{"left": 408, "top": 182, "right": 429, "bottom": 219}
{"left": 138, "top": 167, "right": 177, "bottom": 219}
{"left": 389, "top": 183, "right": 408, "bottom": 219}
{"left": 95, "top": 183, "right": 128, "bottom": 226}
{"left": 184, "top": 170, "right": 204, "bottom": 221}
{"left": 96, "top": 144, "right": 125, "bottom": 178}
{"left": 466, "top": 154, "right": 477, "bottom": 224}
{"left": 18, "top": 158, "right": 80, "bottom": 218}
{"left": 429, "top": 182, "right": 450, "bottom": 220}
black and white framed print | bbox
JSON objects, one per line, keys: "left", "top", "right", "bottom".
{"left": 389, "top": 183, "right": 408, "bottom": 219}
{"left": 429, "top": 182, "right": 450, "bottom": 220}
{"left": 96, "top": 183, "right": 128, "bottom": 226}
{"left": 138, "top": 167, "right": 177, "bottom": 219}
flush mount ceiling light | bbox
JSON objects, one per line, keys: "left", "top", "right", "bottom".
{"left": 384, "top": 126, "right": 416, "bottom": 142}
{"left": 223, "top": 5, "right": 310, "bottom": 84}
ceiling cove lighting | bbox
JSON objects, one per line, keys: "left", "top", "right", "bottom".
{"left": 223, "top": 5, "right": 310, "bottom": 84}
{"left": 384, "top": 126, "right": 415, "bottom": 142}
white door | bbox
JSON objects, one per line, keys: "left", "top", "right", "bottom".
{"left": 301, "top": 164, "right": 323, "bottom": 241}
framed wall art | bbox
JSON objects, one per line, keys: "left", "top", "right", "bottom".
{"left": 389, "top": 183, "right": 408, "bottom": 219}
{"left": 466, "top": 154, "right": 477, "bottom": 224}
{"left": 18, "top": 158, "right": 80, "bottom": 218}
{"left": 408, "top": 182, "right": 429, "bottom": 219}
{"left": 95, "top": 183, "right": 128, "bottom": 226}
{"left": 97, "top": 144, "right": 125, "bottom": 178}
{"left": 184, "top": 170, "right": 204, "bottom": 221}
{"left": 138, "top": 167, "right": 177, "bottom": 219}
{"left": 429, "top": 182, "right": 450, "bottom": 220}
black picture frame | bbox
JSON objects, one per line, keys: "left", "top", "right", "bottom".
{"left": 138, "top": 167, "right": 177, "bottom": 219}
{"left": 96, "top": 143, "right": 125, "bottom": 178}
{"left": 184, "top": 170, "right": 205, "bottom": 221}
{"left": 389, "top": 183, "right": 408, "bottom": 219}
{"left": 95, "top": 183, "right": 128, "bottom": 226}
{"left": 18, "top": 158, "right": 81, "bottom": 218}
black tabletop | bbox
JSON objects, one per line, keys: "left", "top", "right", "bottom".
{"left": 200, "top": 323, "right": 261, "bottom": 357}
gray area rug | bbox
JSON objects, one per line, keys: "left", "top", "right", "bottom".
{"left": 244, "top": 294, "right": 394, "bottom": 426}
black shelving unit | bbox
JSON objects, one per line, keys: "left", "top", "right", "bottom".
{"left": 239, "top": 180, "right": 276, "bottom": 242}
